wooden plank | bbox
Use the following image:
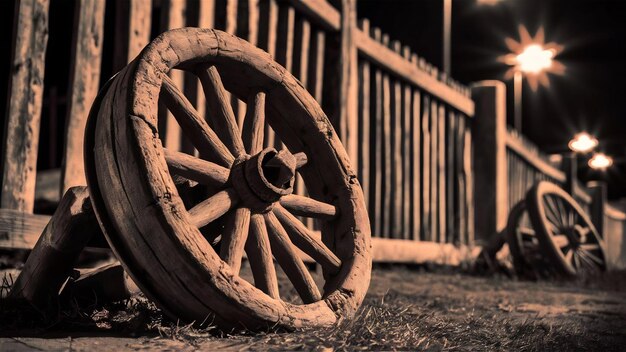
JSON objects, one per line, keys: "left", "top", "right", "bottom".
{"left": 160, "top": 0, "right": 186, "bottom": 151}
{"left": 411, "top": 83, "right": 421, "bottom": 241}
{"left": 8, "top": 187, "right": 101, "bottom": 307}
{"left": 464, "top": 122, "right": 474, "bottom": 245}
{"left": 505, "top": 131, "right": 566, "bottom": 183}
{"left": 372, "top": 28, "right": 383, "bottom": 238}
{"left": 421, "top": 95, "right": 431, "bottom": 241}
{"left": 381, "top": 35, "right": 392, "bottom": 238}
{"left": 390, "top": 41, "right": 403, "bottom": 239}
{"left": 429, "top": 99, "right": 438, "bottom": 242}
{"left": 371, "top": 238, "right": 480, "bottom": 265}
{"left": 456, "top": 115, "right": 466, "bottom": 244}
{"left": 61, "top": 0, "right": 106, "bottom": 194}
{"left": 276, "top": 4, "right": 295, "bottom": 72}
{"left": 354, "top": 29, "right": 474, "bottom": 116}
{"left": 1, "top": 0, "right": 50, "bottom": 213}
{"left": 0, "top": 209, "right": 51, "bottom": 249}
{"left": 446, "top": 110, "right": 456, "bottom": 243}
{"left": 287, "top": 0, "right": 340, "bottom": 31}
{"left": 258, "top": 0, "right": 278, "bottom": 149}
{"left": 357, "top": 19, "right": 370, "bottom": 213}
{"left": 438, "top": 105, "right": 446, "bottom": 243}
{"left": 401, "top": 47, "right": 412, "bottom": 240}
{"left": 341, "top": 0, "right": 359, "bottom": 171}
{"left": 126, "top": 0, "right": 151, "bottom": 62}
{"left": 308, "top": 29, "right": 325, "bottom": 104}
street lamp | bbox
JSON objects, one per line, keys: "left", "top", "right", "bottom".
{"left": 568, "top": 132, "right": 599, "bottom": 153}
{"left": 588, "top": 153, "right": 613, "bottom": 170}
{"left": 499, "top": 26, "right": 565, "bottom": 131}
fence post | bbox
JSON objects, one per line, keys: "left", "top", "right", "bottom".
{"left": 561, "top": 153, "right": 577, "bottom": 195}
{"left": 588, "top": 181, "right": 606, "bottom": 237}
{"left": 325, "top": 0, "right": 357, "bottom": 163}
{"left": 1, "top": 0, "right": 50, "bottom": 213}
{"left": 470, "top": 81, "right": 507, "bottom": 244}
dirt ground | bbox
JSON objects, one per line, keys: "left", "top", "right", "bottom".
{"left": 1, "top": 267, "right": 625, "bottom": 351}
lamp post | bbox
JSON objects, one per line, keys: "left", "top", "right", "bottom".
{"left": 499, "top": 26, "right": 565, "bottom": 132}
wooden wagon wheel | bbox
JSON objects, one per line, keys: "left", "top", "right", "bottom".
{"left": 505, "top": 200, "right": 550, "bottom": 279}
{"left": 526, "top": 181, "right": 606, "bottom": 277}
{"left": 84, "top": 28, "right": 371, "bottom": 330}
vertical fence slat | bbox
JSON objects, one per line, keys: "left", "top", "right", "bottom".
{"left": 357, "top": 19, "right": 370, "bottom": 212}
{"left": 258, "top": 0, "right": 278, "bottom": 149}
{"left": 391, "top": 41, "right": 403, "bottom": 239}
{"left": 308, "top": 29, "right": 325, "bottom": 104}
{"left": 446, "top": 110, "right": 456, "bottom": 243}
{"left": 456, "top": 114, "right": 466, "bottom": 244}
{"left": 464, "top": 121, "right": 474, "bottom": 245}
{"left": 160, "top": 0, "right": 186, "bottom": 151}
{"left": 128, "top": 0, "right": 152, "bottom": 61}
{"left": 61, "top": 0, "right": 106, "bottom": 194}
{"left": 421, "top": 95, "right": 431, "bottom": 240}
{"left": 401, "top": 47, "right": 412, "bottom": 240}
{"left": 411, "top": 87, "right": 421, "bottom": 241}
{"left": 429, "top": 99, "right": 438, "bottom": 241}
{"left": 372, "top": 28, "right": 383, "bottom": 237}
{"left": 437, "top": 104, "right": 446, "bottom": 243}
{"left": 1, "top": 0, "right": 50, "bottom": 213}
{"left": 381, "top": 34, "right": 392, "bottom": 238}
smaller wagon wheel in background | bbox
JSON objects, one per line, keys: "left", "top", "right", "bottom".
{"left": 526, "top": 181, "right": 607, "bottom": 277}
{"left": 505, "top": 200, "right": 550, "bottom": 279}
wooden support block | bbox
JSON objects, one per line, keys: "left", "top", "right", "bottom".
{"left": 9, "top": 186, "right": 103, "bottom": 308}
{"left": 60, "top": 263, "right": 139, "bottom": 305}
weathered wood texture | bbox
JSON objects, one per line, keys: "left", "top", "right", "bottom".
{"left": 61, "top": 0, "right": 106, "bottom": 193}
{"left": 9, "top": 186, "right": 103, "bottom": 307}
{"left": 1, "top": 0, "right": 50, "bottom": 213}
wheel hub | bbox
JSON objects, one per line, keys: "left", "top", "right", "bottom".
{"left": 230, "top": 148, "right": 296, "bottom": 212}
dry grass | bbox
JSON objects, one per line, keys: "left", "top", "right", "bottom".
{"left": 1, "top": 266, "right": 625, "bottom": 351}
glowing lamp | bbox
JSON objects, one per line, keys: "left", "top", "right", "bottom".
{"left": 568, "top": 133, "right": 598, "bottom": 153}
{"left": 588, "top": 153, "right": 613, "bottom": 170}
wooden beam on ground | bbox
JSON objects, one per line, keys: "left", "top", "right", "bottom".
{"left": 1, "top": 0, "right": 50, "bottom": 213}
{"left": 9, "top": 186, "right": 103, "bottom": 308}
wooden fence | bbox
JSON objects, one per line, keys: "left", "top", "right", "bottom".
{"left": 3, "top": 0, "right": 622, "bottom": 267}
{"left": 1, "top": 0, "right": 479, "bottom": 265}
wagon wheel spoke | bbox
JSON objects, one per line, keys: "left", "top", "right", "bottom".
{"left": 544, "top": 196, "right": 563, "bottom": 229}
{"left": 188, "top": 188, "right": 239, "bottom": 228}
{"left": 572, "top": 251, "right": 581, "bottom": 269}
{"left": 245, "top": 214, "right": 280, "bottom": 299}
{"left": 554, "top": 196, "right": 569, "bottom": 228}
{"left": 579, "top": 248, "right": 603, "bottom": 265}
{"left": 198, "top": 66, "right": 246, "bottom": 157}
{"left": 164, "top": 149, "right": 229, "bottom": 187}
{"left": 220, "top": 207, "right": 251, "bottom": 274}
{"left": 160, "top": 74, "right": 234, "bottom": 166}
{"left": 293, "top": 152, "right": 308, "bottom": 169}
{"left": 576, "top": 250, "right": 598, "bottom": 271}
{"left": 242, "top": 91, "right": 266, "bottom": 155}
{"left": 273, "top": 204, "right": 341, "bottom": 274}
{"left": 518, "top": 226, "right": 535, "bottom": 240}
{"left": 264, "top": 212, "right": 322, "bottom": 303}
{"left": 279, "top": 194, "right": 337, "bottom": 220}
{"left": 552, "top": 234, "right": 569, "bottom": 249}
{"left": 564, "top": 247, "right": 574, "bottom": 264}
{"left": 580, "top": 243, "right": 600, "bottom": 251}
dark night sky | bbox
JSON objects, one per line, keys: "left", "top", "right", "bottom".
{"left": 359, "top": 0, "right": 626, "bottom": 199}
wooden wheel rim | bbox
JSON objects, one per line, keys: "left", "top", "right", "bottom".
{"left": 505, "top": 200, "right": 546, "bottom": 279}
{"left": 526, "top": 181, "right": 606, "bottom": 277}
{"left": 84, "top": 28, "right": 371, "bottom": 329}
